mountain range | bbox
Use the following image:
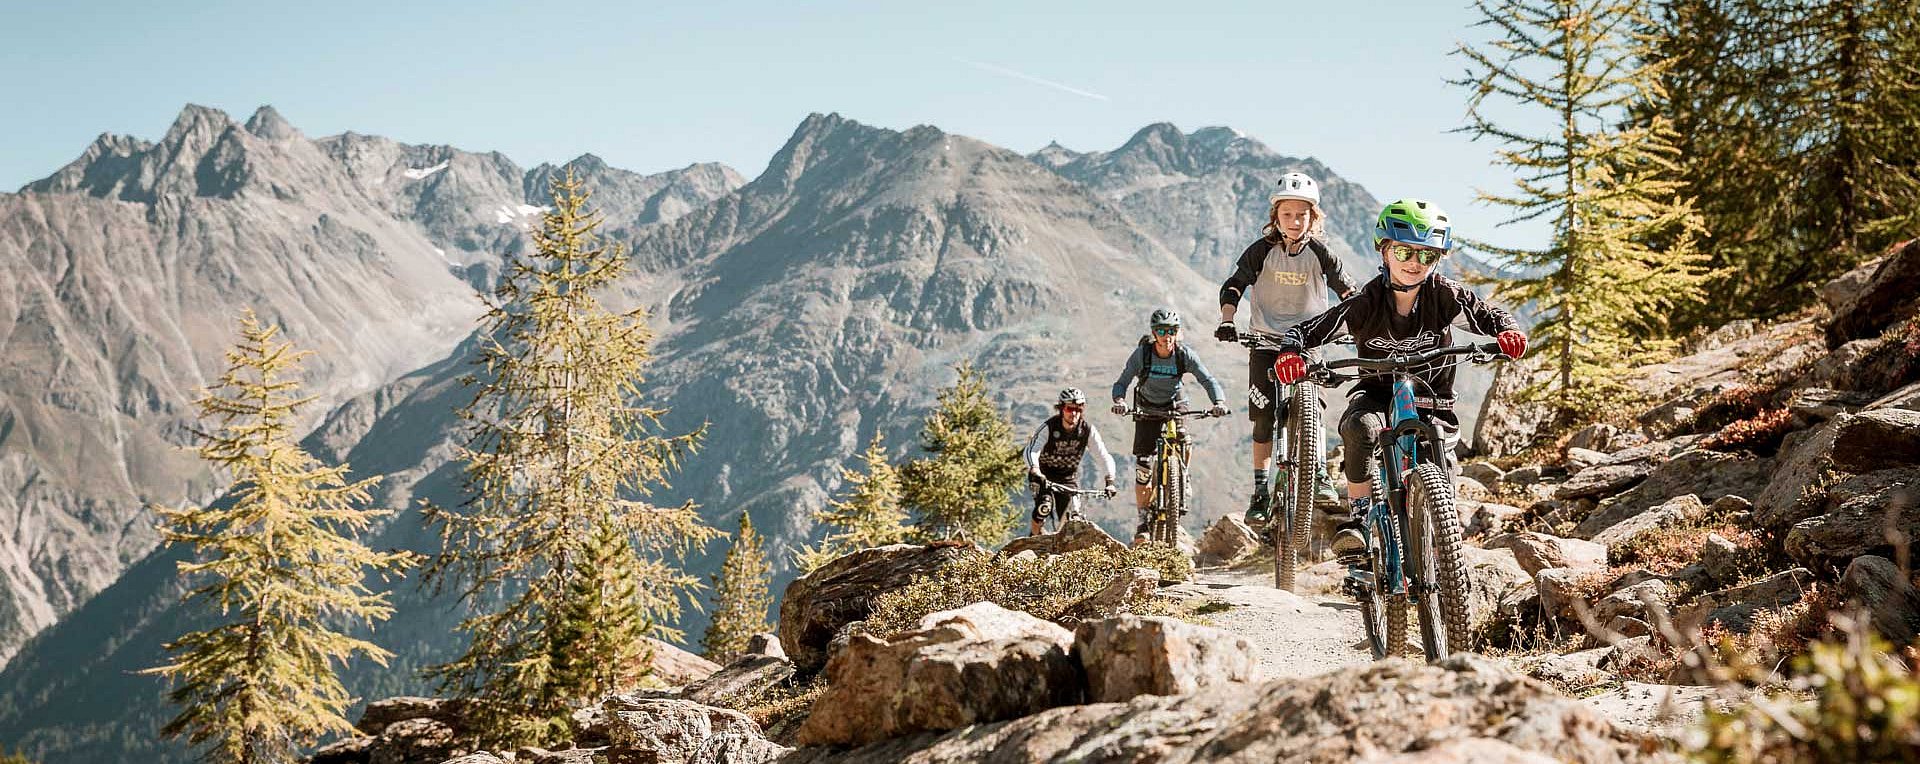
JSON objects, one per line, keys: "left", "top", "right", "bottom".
{"left": 0, "top": 105, "right": 1502, "bottom": 762}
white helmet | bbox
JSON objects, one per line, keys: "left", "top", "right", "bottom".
{"left": 1269, "top": 172, "right": 1321, "bottom": 207}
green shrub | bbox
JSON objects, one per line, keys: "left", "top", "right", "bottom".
{"left": 1694, "top": 612, "right": 1920, "bottom": 763}
{"left": 860, "top": 543, "right": 1189, "bottom": 638}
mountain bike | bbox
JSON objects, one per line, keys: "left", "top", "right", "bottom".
{"left": 1304, "top": 341, "right": 1504, "bottom": 661}
{"left": 1032, "top": 478, "right": 1114, "bottom": 534}
{"left": 1238, "top": 333, "right": 1342, "bottom": 592}
{"left": 1123, "top": 407, "right": 1223, "bottom": 545}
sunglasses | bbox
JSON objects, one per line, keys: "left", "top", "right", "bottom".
{"left": 1152, "top": 327, "right": 1179, "bottom": 337}
{"left": 1061, "top": 405, "right": 1084, "bottom": 413}
{"left": 1385, "top": 243, "right": 1446, "bottom": 266}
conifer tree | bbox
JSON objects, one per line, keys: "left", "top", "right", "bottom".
{"left": 144, "top": 310, "right": 413, "bottom": 764}
{"left": 899, "top": 363, "right": 1023, "bottom": 544}
{"left": 701, "top": 513, "right": 773, "bottom": 664}
{"left": 797, "top": 435, "right": 913, "bottom": 572}
{"left": 1648, "top": 0, "right": 1920, "bottom": 325}
{"left": 421, "top": 170, "right": 718, "bottom": 745}
{"left": 1456, "top": 0, "right": 1711, "bottom": 419}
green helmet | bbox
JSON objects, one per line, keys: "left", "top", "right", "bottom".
{"left": 1373, "top": 198, "right": 1454, "bottom": 250}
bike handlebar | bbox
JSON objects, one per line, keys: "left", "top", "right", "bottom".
{"left": 1120, "top": 408, "right": 1225, "bottom": 420}
{"left": 1035, "top": 479, "right": 1114, "bottom": 496}
{"left": 1305, "top": 342, "right": 1504, "bottom": 383}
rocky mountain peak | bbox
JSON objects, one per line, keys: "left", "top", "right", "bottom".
{"left": 243, "top": 105, "right": 300, "bottom": 141}
{"left": 1029, "top": 140, "right": 1080, "bottom": 168}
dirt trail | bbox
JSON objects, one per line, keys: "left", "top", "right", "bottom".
{"left": 1163, "top": 561, "right": 1371, "bottom": 680}
{"left": 1170, "top": 556, "right": 1715, "bottom": 738}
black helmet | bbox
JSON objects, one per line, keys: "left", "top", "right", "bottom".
{"left": 1057, "top": 388, "right": 1087, "bottom": 406}
{"left": 1149, "top": 308, "right": 1181, "bottom": 330}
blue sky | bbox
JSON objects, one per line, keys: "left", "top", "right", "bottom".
{"left": 0, "top": 0, "right": 1550, "bottom": 250}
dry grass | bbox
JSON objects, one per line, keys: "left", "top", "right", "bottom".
{"left": 859, "top": 543, "right": 1192, "bottom": 639}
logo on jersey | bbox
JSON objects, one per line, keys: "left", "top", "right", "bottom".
{"left": 1365, "top": 331, "right": 1441, "bottom": 353}
{"left": 1268, "top": 270, "right": 1310, "bottom": 286}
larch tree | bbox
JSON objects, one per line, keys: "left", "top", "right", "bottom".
{"left": 144, "top": 309, "right": 414, "bottom": 764}
{"left": 420, "top": 170, "right": 718, "bottom": 746}
{"left": 796, "top": 435, "right": 913, "bottom": 573}
{"left": 700, "top": 512, "right": 773, "bottom": 664}
{"left": 1455, "top": 0, "right": 1712, "bottom": 420}
{"left": 899, "top": 363, "right": 1023, "bottom": 545}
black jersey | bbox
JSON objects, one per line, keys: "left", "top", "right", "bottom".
{"left": 1279, "top": 273, "right": 1519, "bottom": 408}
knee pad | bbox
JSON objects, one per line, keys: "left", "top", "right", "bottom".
{"left": 1134, "top": 459, "right": 1154, "bottom": 485}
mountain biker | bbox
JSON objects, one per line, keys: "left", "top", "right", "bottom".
{"left": 1023, "top": 388, "right": 1119, "bottom": 537}
{"left": 1271, "top": 199, "right": 1526, "bottom": 561}
{"left": 1111, "top": 309, "right": 1229, "bottom": 544}
{"left": 1214, "top": 172, "right": 1358, "bottom": 527}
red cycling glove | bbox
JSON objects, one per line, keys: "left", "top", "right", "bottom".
{"left": 1497, "top": 330, "right": 1528, "bottom": 359}
{"left": 1273, "top": 352, "right": 1307, "bottom": 384}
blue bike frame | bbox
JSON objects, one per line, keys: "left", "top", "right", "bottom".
{"left": 1362, "top": 376, "right": 1419, "bottom": 597}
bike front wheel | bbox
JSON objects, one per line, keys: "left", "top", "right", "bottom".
{"left": 1278, "top": 383, "right": 1322, "bottom": 592}
{"left": 1153, "top": 458, "right": 1186, "bottom": 545}
{"left": 1406, "top": 462, "right": 1471, "bottom": 661}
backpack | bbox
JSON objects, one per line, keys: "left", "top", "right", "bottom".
{"left": 1134, "top": 336, "right": 1189, "bottom": 386}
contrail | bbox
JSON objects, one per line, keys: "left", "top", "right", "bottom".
{"left": 954, "top": 57, "right": 1111, "bottom": 102}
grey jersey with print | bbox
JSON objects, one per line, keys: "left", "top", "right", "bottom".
{"left": 1219, "top": 237, "right": 1357, "bottom": 335}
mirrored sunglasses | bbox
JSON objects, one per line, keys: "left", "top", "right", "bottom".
{"left": 1152, "top": 326, "right": 1179, "bottom": 337}
{"left": 1386, "top": 243, "right": 1446, "bottom": 266}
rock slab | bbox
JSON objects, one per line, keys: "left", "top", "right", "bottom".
{"left": 1072, "top": 614, "right": 1258, "bottom": 702}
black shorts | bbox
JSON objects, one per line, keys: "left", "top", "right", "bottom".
{"left": 1249, "top": 347, "right": 1320, "bottom": 443}
{"left": 1130, "top": 415, "right": 1171, "bottom": 457}
{"left": 1336, "top": 391, "right": 1459, "bottom": 484}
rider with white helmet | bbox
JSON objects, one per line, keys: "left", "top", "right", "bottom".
{"left": 1023, "top": 387, "right": 1117, "bottom": 537}
{"left": 1216, "top": 172, "right": 1357, "bottom": 526}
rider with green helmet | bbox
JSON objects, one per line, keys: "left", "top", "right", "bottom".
{"left": 1271, "top": 199, "right": 1527, "bottom": 559}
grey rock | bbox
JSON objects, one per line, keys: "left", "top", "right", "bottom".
{"left": 310, "top": 735, "right": 375, "bottom": 764}
{"left": 797, "top": 602, "right": 1082, "bottom": 747}
{"left": 778, "top": 543, "right": 974, "bottom": 672}
{"left": 1506, "top": 533, "right": 1609, "bottom": 578}
{"left": 1841, "top": 555, "right": 1920, "bottom": 646}
{"left": 1827, "top": 409, "right": 1920, "bottom": 473}
{"left": 1459, "top": 546, "right": 1535, "bottom": 645}
{"left": 1064, "top": 566, "right": 1162, "bottom": 620}
{"left": 1787, "top": 387, "right": 1878, "bottom": 424}
{"left": 1565, "top": 447, "right": 1611, "bottom": 474}
{"left": 358, "top": 697, "right": 467, "bottom": 737}
{"left": 1555, "top": 463, "right": 1652, "bottom": 501}
{"left": 1819, "top": 254, "right": 1886, "bottom": 312}
{"left": 439, "top": 755, "right": 505, "bottom": 764}
{"left": 1677, "top": 569, "right": 1815, "bottom": 634}
{"left": 1567, "top": 423, "right": 1621, "bottom": 453}
{"left": 1827, "top": 239, "right": 1920, "bottom": 347}
{"left": 370, "top": 718, "right": 460, "bottom": 764}
{"left": 1072, "top": 614, "right": 1257, "bottom": 702}
{"left": 1591, "top": 494, "right": 1708, "bottom": 550}
{"left": 1456, "top": 475, "right": 1493, "bottom": 502}
{"left": 646, "top": 637, "right": 722, "bottom": 687}
{"left": 1505, "top": 466, "right": 1543, "bottom": 486}
{"left": 1784, "top": 468, "right": 1920, "bottom": 566}
{"left": 679, "top": 653, "right": 796, "bottom": 708}
{"left": 1700, "top": 533, "right": 1742, "bottom": 585}
{"left": 1463, "top": 461, "right": 1507, "bottom": 486}
{"left": 1576, "top": 451, "right": 1771, "bottom": 539}
{"left": 1001, "top": 518, "right": 1127, "bottom": 559}
{"left": 1195, "top": 515, "right": 1263, "bottom": 565}
{"left": 1466, "top": 501, "right": 1527, "bottom": 538}
{"left": 604, "top": 698, "right": 784, "bottom": 764}
{"left": 745, "top": 633, "right": 783, "bottom": 658}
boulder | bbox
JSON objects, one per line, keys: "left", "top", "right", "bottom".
{"left": 1505, "top": 466, "right": 1543, "bottom": 486}
{"left": 1827, "top": 409, "right": 1920, "bottom": 473}
{"left": 679, "top": 652, "right": 796, "bottom": 707}
{"left": 1196, "top": 515, "right": 1262, "bottom": 565}
{"left": 1534, "top": 568, "right": 1590, "bottom": 622}
{"left": 604, "top": 698, "right": 787, "bottom": 764}
{"left": 1506, "top": 532, "right": 1608, "bottom": 578}
{"left": 1473, "top": 356, "right": 1557, "bottom": 458}
{"left": 646, "top": 637, "right": 722, "bottom": 687}
{"left": 1576, "top": 451, "right": 1770, "bottom": 539}
{"left": 1870, "top": 380, "right": 1920, "bottom": 412}
{"left": 1000, "top": 519, "right": 1127, "bottom": 558}
{"left": 1565, "top": 447, "right": 1610, "bottom": 474}
{"left": 569, "top": 704, "right": 614, "bottom": 748}
{"left": 526, "top": 749, "right": 603, "bottom": 764}
{"left": 796, "top": 602, "right": 1082, "bottom": 747}
{"left": 1753, "top": 422, "right": 1843, "bottom": 531}
{"left": 1072, "top": 615, "right": 1258, "bottom": 702}
{"left": 357, "top": 697, "right": 466, "bottom": 737}
{"left": 440, "top": 755, "right": 505, "bottom": 764}
{"left": 1676, "top": 569, "right": 1815, "bottom": 635}
{"left": 1456, "top": 475, "right": 1493, "bottom": 502}
{"left": 1700, "top": 533, "right": 1742, "bottom": 586}
{"left": 1463, "top": 461, "right": 1506, "bottom": 486}
{"left": 1554, "top": 463, "right": 1651, "bottom": 501}
{"left": 1063, "top": 566, "right": 1161, "bottom": 619}
{"left": 1819, "top": 254, "right": 1887, "bottom": 312}
{"left": 1591, "top": 494, "right": 1707, "bottom": 550}
{"left": 1459, "top": 546, "right": 1535, "bottom": 645}
{"left": 1826, "top": 239, "right": 1920, "bottom": 347}
{"left": 777, "top": 542, "right": 973, "bottom": 672}
{"left": 1518, "top": 652, "right": 1612, "bottom": 694}
{"left": 1784, "top": 467, "right": 1920, "bottom": 566}
{"left": 1465, "top": 502, "right": 1526, "bottom": 538}
{"left": 369, "top": 718, "right": 459, "bottom": 764}
{"left": 1786, "top": 387, "right": 1878, "bottom": 425}
{"left": 1567, "top": 423, "right": 1620, "bottom": 452}
{"left": 745, "top": 632, "right": 784, "bottom": 658}
{"left": 784, "top": 655, "right": 1664, "bottom": 763}
{"left": 1592, "top": 579, "right": 1674, "bottom": 629}
{"left": 1841, "top": 555, "right": 1920, "bottom": 645}
{"left": 309, "top": 736, "right": 374, "bottom": 764}
{"left": 1600, "top": 435, "right": 1701, "bottom": 468}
